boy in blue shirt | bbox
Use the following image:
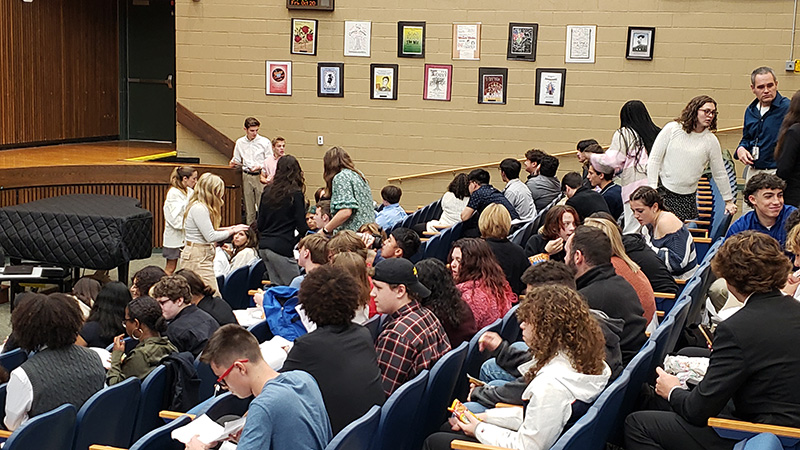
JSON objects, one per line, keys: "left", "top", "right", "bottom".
{"left": 375, "top": 185, "right": 407, "bottom": 230}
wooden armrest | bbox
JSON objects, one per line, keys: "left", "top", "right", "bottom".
{"left": 686, "top": 219, "right": 711, "bottom": 226}
{"left": 656, "top": 311, "right": 665, "bottom": 318}
{"left": 676, "top": 279, "right": 687, "bottom": 285}
{"left": 0, "top": 430, "right": 11, "bottom": 438}
{"left": 698, "top": 214, "right": 712, "bottom": 219}
{"left": 693, "top": 237, "right": 712, "bottom": 244}
{"left": 248, "top": 289, "right": 259, "bottom": 296}
{"left": 433, "top": 224, "right": 451, "bottom": 230}
{"left": 688, "top": 228, "right": 708, "bottom": 233}
{"left": 420, "top": 238, "right": 429, "bottom": 242}
{"left": 89, "top": 446, "right": 127, "bottom": 450}
{"left": 698, "top": 207, "right": 712, "bottom": 212}
{"left": 494, "top": 403, "right": 523, "bottom": 409}
{"left": 708, "top": 417, "right": 800, "bottom": 439}
{"left": 159, "top": 410, "right": 196, "bottom": 420}
{"left": 261, "top": 280, "right": 272, "bottom": 286}
{"left": 405, "top": 210, "right": 415, "bottom": 215}
{"left": 654, "top": 292, "right": 676, "bottom": 299}
{"left": 451, "top": 440, "right": 513, "bottom": 450}
{"left": 423, "top": 231, "right": 440, "bottom": 236}
{"left": 645, "top": 330, "right": 651, "bottom": 337}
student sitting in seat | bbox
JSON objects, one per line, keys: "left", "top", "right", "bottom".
{"left": 186, "top": 325, "right": 332, "bottom": 450}
{"left": 107, "top": 296, "right": 177, "bottom": 385}
{"left": 5, "top": 293, "right": 105, "bottom": 431}
{"left": 375, "top": 185, "right": 408, "bottom": 230}
{"left": 422, "top": 285, "right": 610, "bottom": 450}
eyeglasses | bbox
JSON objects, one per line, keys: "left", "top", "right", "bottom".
{"left": 699, "top": 108, "right": 718, "bottom": 117}
{"left": 214, "top": 359, "right": 249, "bottom": 395}
{"left": 156, "top": 298, "right": 172, "bottom": 306}
{"left": 121, "top": 317, "right": 134, "bottom": 327}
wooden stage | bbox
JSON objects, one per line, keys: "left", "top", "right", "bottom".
{"left": 0, "top": 141, "right": 242, "bottom": 248}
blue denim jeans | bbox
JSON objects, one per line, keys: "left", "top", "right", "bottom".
{"left": 478, "top": 341, "right": 529, "bottom": 382}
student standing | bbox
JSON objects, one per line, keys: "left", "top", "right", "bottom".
{"left": 162, "top": 166, "right": 197, "bottom": 275}
{"left": 229, "top": 117, "right": 272, "bottom": 224}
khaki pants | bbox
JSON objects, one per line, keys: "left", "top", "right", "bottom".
{"left": 242, "top": 172, "right": 264, "bottom": 225}
{"left": 180, "top": 243, "right": 220, "bottom": 296}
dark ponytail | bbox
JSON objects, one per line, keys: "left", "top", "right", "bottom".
{"left": 128, "top": 296, "right": 168, "bottom": 334}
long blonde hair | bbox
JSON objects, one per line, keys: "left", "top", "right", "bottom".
{"left": 584, "top": 217, "right": 640, "bottom": 273}
{"left": 185, "top": 173, "right": 224, "bottom": 228}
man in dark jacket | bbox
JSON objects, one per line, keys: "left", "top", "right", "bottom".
{"left": 622, "top": 234, "right": 679, "bottom": 295}
{"left": 562, "top": 172, "right": 610, "bottom": 221}
{"left": 567, "top": 226, "right": 647, "bottom": 365}
{"left": 626, "top": 232, "right": 800, "bottom": 450}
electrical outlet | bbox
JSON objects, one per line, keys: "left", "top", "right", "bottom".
{"left": 317, "top": 136, "right": 324, "bottom": 145}
{"left": 787, "top": 60, "right": 796, "bottom": 72}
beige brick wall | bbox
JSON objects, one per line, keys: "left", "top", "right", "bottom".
{"left": 175, "top": 0, "right": 800, "bottom": 208}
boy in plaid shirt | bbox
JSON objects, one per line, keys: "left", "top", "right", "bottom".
{"left": 371, "top": 258, "right": 451, "bottom": 396}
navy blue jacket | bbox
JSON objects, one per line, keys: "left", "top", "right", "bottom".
{"left": 736, "top": 91, "right": 790, "bottom": 169}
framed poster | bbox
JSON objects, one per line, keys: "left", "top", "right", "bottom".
{"left": 291, "top": 18, "right": 318, "bottom": 55}
{"left": 318, "top": 63, "right": 344, "bottom": 97}
{"left": 626, "top": 27, "right": 655, "bottom": 60}
{"left": 507, "top": 23, "right": 538, "bottom": 61}
{"left": 565, "top": 25, "right": 596, "bottom": 63}
{"left": 397, "top": 21, "right": 426, "bottom": 58}
{"left": 370, "top": 64, "right": 398, "bottom": 100}
{"left": 266, "top": 61, "right": 292, "bottom": 96}
{"left": 286, "top": 0, "right": 333, "bottom": 10}
{"left": 478, "top": 67, "right": 507, "bottom": 105}
{"left": 344, "top": 21, "right": 371, "bottom": 57}
{"left": 535, "top": 68, "right": 566, "bottom": 107}
{"left": 423, "top": 64, "right": 452, "bottom": 101}
{"left": 452, "top": 23, "right": 481, "bottom": 60}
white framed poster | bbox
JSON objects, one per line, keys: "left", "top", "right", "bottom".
{"left": 266, "top": 61, "right": 292, "bottom": 96}
{"left": 344, "top": 21, "right": 371, "bottom": 57}
{"left": 565, "top": 25, "right": 596, "bottom": 63}
{"left": 452, "top": 23, "right": 481, "bottom": 60}
{"left": 535, "top": 68, "right": 566, "bottom": 107}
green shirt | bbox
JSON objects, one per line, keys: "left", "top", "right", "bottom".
{"left": 331, "top": 168, "right": 375, "bottom": 232}
{"left": 107, "top": 336, "right": 178, "bottom": 385}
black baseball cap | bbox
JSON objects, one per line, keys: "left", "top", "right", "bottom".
{"left": 372, "top": 258, "right": 431, "bottom": 299}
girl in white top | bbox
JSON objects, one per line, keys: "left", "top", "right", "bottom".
{"left": 426, "top": 173, "right": 471, "bottom": 233}
{"left": 182, "top": 173, "right": 248, "bottom": 295}
{"left": 215, "top": 227, "right": 260, "bottom": 276}
{"left": 424, "top": 284, "right": 610, "bottom": 450}
{"left": 162, "top": 166, "right": 197, "bottom": 275}
{"left": 646, "top": 95, "right": 737, "bottom": 221}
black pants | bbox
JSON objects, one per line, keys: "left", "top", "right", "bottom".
{"left": 422, "top": 432, "right": 479, "bottom": 450}
{"left": 625, "top": 411, "right": 737, "bottom": 450}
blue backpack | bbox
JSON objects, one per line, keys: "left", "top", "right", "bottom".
{"left": 261, "top": 286, "right": 307, "bottom": 341}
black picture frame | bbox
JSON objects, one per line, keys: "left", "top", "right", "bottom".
{"left": 291, "top": 18, "right": 318, "bottom": 56}
{"left": 626, "top": 27, "right": 655, "bottom": 60}
{"left": 317, "top": 62, "right": 344, "bottom": 97}
{"left": 370, "top": 64, "right": 398, "bottom": 100}
{"left": 286, "top": 0, "right": 334, "bottom": 11}
{"left": 506, "top": 23, "right": 538, "bottom": 61}
{"left": 478, "top": 67, "right": 508, "bottom": 105}
{"left": 397, "top": 21, "right": 426, "bottom": 58}
{"left": 535, "top": 68, "right": 566, "bottom": 107}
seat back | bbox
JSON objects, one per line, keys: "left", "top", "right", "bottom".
{"left": 324, "top": 405, "right": 381, "bottom": 450}
{"left": 130, "top": 414, "right": 191, "bottom": 450}
{"left": 364, "top": 314, "right": 384, "bottom": 343}
{"left": 584, "top": 367, "right": 632, "bottom": 450}
{"left": 132, "top": 365, "right": 168, "bottom": 442}
{"left": 4, "top": 403, "right": 77, "bottom": 450}
{"left": 74, "top": 377, "right": 142, "bottom": 450}
{"left": 455, "top": 319, "right": 502, "bottom": 399}
{"left": 422, "top": 221, "right": 465, "bottom": 262}
{"left": 372, "top": 370, "right": 429, "bottom": 450}
{"left": 416, "top": 342, "right": 469, "bottom": 447}
{"left": 0, "top": 348, "right": 26, "bottom": 373}
{"left": 199, "top": 391, "right": 252, "bottom": 421}
{"left": 194, "top": 356, "right": 217, "bottom": 401}
{"left": 246, "top": 258, "right": 267, "bottom": 295}
{"left": 608, "top": 340, "right": 656, "bottom": 444}
{"left": 499, "top": 304, "right": 521, "bottom": 343}
{"left": 221, "top": 265, "right": 250, "bottom": 310}
{"left": 549, "top": 406, "right": 600, "bottom": 450}
{"left": 247, "top": 319, "right": 274, "bottom": 343}
{"left": 0, "top": 383, "right": 7, "bottom": 426}
{"left": 509, "top": 194, "right": 562, "bottom": 246}
{"left": 664, "top": 295, "right": 693, "bottom": 358}
{"left": 649, "top": 314, "right": 675, "bottom": 375}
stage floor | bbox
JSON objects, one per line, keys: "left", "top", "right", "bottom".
{"left": 0, "top": 141, "right": 175, "bottom": 169}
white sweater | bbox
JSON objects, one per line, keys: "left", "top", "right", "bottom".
{"left": 184, "top": 203, "right": 230, "bottom": 244}
{"left": 162, "top": 187, "right": 192, "bottom": 248}
{"left": 647, "top": 121, "right": 733, "bottom": 201}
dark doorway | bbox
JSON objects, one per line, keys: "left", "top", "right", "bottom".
{"left": 123, "top": 0, "right": 176, "bottom": 142}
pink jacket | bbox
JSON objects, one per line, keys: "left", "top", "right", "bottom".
{"left": 457, "top": 279, "right": 516, "bottom": 329}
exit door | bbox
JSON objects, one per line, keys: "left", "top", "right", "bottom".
{"left": 125, "top": 0, "right": 176, "bottom": 142}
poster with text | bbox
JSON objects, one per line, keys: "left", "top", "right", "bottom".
{"left": 344, "top": 21, "right": 371, "bottom": 57}
{"left": 371, "top": 64, "right": 398, "bottom": 100}
{"left": 266, "top": 61, "right": 292, "bottom": 95}
{"left": 424, "top": 64, "right": 452, "bottom": 101}
{"left": 452, "top": 23, "right": 481, "bottom": 60}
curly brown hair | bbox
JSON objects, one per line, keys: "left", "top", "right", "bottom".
{"left": 449, "top": 238, "right": 512, "bottom": 302}
{"left": 677, "top": 95, "right": 717, "bottom": 133}
{"left": 13, "top": 293, "right": 84, "bottom": 351}
{"left": 298, "top": 265, "right": 360, "bottom": 326}
{"left": 151, "top": 275, "right": 192, "bottom": 304}
{"left": 542, "top": 205, "right": 580, "bottom": 240}
{"left": 517, "top": 285, "right": 605, "bottom": 380}
{"left": 711, "top": 231, "right": 792, "bottom": 295}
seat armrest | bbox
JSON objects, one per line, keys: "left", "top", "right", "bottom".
{"left": 159, "top": 410, "right": 196, "bottom": 420}
{"left": 451, "top": 440, "right": 512, "bottom": 450}
{"left": 89, "top": 446, "right": 127, "bottom": 450}
{"left": 708, "top": 417, "right": 800, "bottom": 439}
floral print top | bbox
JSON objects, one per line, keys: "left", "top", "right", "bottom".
{"left": 331, "top": 168, "right": 376, "bottom": 232}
